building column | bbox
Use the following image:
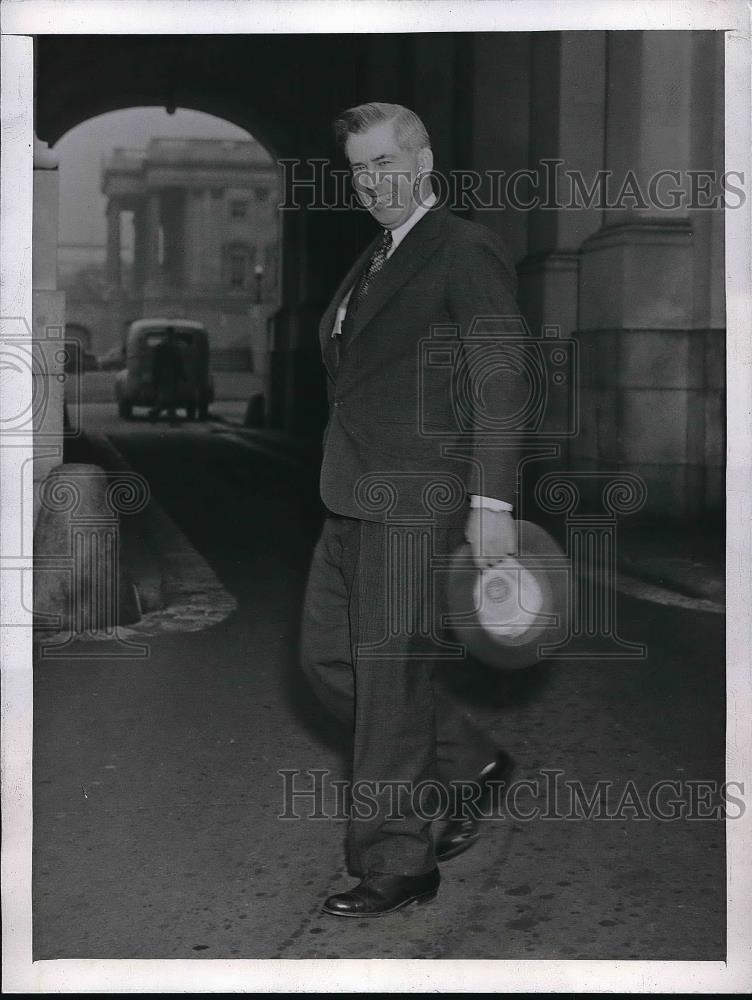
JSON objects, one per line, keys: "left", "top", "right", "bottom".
{"left": 203, "top": 188, "right": 223, "bottom": 289}
{"left": 32, "top": 134, "right": 66, "bottom": 527}
{"left": 466, "top": 32, "right": 532, "bottom": 262}
{"left": 184, "top": 189, "right": 204, "bottom": 288}
{"left": 161, "top": 189, "right": 185, "bottom": 289}
{"left": 504, "top": 32, "right": 608, "bottom": 487}
{"left": 688, "top": 31, "right": 725, "bottom": 514}
{"left": 143, "top": 191, "right": 162, "bottom": 295}
{"left": 575, "top": 30, "right": 709, "bottom": 519}
{"left": 105, "top": 196, "right": 122, "bottom": 291}
{"left": 132, "top": 201, "right": 147, "bottom": 292}
{"left": 517, "top": 32, "right": 606, "bottom": 336}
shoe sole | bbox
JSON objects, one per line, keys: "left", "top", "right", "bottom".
{"left": 435, "top": 833, "right": 481, "bottom": 863}
{"left": 436, "top": 759, "right": 517, "bottom": 863}
{"left": 321, "top": 890, "right": 438, "bottom": 917}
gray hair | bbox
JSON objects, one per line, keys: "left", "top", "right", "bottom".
{"left": 333, "top": 102, "right": 431, "bottom": 153}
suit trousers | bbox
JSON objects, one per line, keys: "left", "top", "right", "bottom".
{"left": 300, "top": 513, "right": 498, "bottom": 876}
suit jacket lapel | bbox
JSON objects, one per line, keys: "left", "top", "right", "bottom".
{"left": 348, "top": 207, "right": 448, "bottom": 343}
{"left": 318, "top": 232, "right": 381, "bottom": 364}
{"left": 318, "top": 207, "right": 449, "bottom": 373}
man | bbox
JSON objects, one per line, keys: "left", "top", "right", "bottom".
{"left": 149, "top": 326, "right": 184, "bottom": 421}
{"left": 300, "top": 103, "right": 528, "bottom": 917}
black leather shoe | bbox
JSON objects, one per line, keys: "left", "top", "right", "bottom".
{"left": 321, "top": 868, "right": 440, "bottom": 917}
{"left": 435, "top": 750, "right": 515, "bottom": 862}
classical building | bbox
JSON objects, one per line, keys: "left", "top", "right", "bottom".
{"left": 67, "top": 136, "right": 280, "bottom": 361}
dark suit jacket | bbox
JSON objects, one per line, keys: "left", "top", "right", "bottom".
{"left": 318, "top": 206, "right": 528, "bottom": 524}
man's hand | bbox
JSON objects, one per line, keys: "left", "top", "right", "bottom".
{"left": 465, "top": 507, "right": 517, "bottom": 568}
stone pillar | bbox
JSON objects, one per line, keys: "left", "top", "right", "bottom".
{"left": 688, "top": 31, "right": 725, "bottom": 514}
{"left": 32, "top": 135, "right": 66, "bottom": 527}
{"left": 105, "top": 197, "right": 122, "bottom": 291}
{"left": 203, "top": 188, "right": 223, "bottom": 289}
{"left": 517, "top": 32, "right": 606, "bottom": 335}
{"left": 143, "top": 190, "right": 162, "bottom": 295}
{"left": 267, "top": 202, "right": 333, "bottom": 435}
{"left": 467, "top": 32, "right": 532, "bottom": 262}
{"left": 509, "top": 32, "right": 607, "bottom": 487}
{"left": 575, "top": 30, "right": 713, "bottom": 519}
{"left": 184, "top": 189, "right": 204, "bottom": 287}
{"left": 132, "top": 201, "right": 147, "bottom": 292}
{"left": 161, "top": 189, "right": 185, "bottom": 290}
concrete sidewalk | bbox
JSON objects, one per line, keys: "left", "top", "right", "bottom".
{"left": 32, "top": 416, "right": 727, "bottom": 963}
{"left": 618, "top": 519, "right": 724, "bottom": 606}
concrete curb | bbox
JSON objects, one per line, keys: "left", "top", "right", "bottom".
{"left": 36, "top": 431, "right": 237, "bottom": 645}
{"left": 64, "top": 432, "right": 165, "bottom": 616}
{"left": 85, "top": 431, "right": 238, "bottom": 639}
{"left": 33, "top": 461, "right": 142, "bottom": 633}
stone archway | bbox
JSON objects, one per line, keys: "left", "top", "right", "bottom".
{"left": 35, "top": 33, "right": 374, "bottom": 433}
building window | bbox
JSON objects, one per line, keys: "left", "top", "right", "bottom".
{"left": 230, "top": 199, "right": 248, "bottom": 220}
{"left": 223, "top": 242, "right": 256, "bottom": 290}
{"left": 229, "top": 254, "right": 246, "bottom": 288}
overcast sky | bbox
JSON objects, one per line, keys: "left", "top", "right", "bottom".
{"left": 53, "top": 106, "right": 252, "bottom": 250}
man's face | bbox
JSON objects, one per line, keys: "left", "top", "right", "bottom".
{"left": 345, "top": 120, "right": 430, "bottom": 229}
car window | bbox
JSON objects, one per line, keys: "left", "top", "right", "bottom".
{"left": 142, "top": 328, "right": 201, "bottom": 346}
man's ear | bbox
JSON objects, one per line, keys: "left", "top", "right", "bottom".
{"left": 418, "top": 147, "right": 434, "bottom": 174}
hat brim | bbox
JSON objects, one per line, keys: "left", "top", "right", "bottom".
{"left": 446, "top": 520, "right": 570, "bottom": 670}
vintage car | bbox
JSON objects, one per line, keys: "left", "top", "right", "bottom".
{"left": 115, "top": 318, "right": 214, "bottom": 420}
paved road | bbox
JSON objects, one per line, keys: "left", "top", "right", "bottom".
{"left": 32, "top": 402, "right": 727, "bottom": 960}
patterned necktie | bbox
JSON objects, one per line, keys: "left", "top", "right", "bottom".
{"left": 349, "top": 228, "right": 393, "bottom": 313}
{"left": 331, "top": 229, "right": 393, "bottom": 360}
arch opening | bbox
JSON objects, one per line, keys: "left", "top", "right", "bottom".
{"left": 54, "top": 104, "right": 283, "bottom": 414}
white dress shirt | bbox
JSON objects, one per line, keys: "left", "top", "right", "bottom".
{"left": 331, "top": 190, "right": 512, "bottom": 513}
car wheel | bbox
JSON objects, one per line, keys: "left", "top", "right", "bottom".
{"left": 118, "top": 400, "right": 133, "bottom": 420}
{"left": 185, "top": 403, "right": 196, "bottom": 421}
{"left": 197, "top": 403, "right": 209, "bottom": 421}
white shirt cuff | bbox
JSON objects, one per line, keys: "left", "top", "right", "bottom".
{"left": 468, "top": 495, "right": 513, "bottom": 511}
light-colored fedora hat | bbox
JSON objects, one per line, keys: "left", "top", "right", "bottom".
{"left": 446, "top": 520, "right": 570, "bottom": 670}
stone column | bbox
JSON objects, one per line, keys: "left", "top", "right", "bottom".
{"left": 183, "top": 189, "right": 204, "bottom": 288}
{"left": 105, "top": 197, "right": 122, "bottom": 291}
{"left": 203, "top": 188, "right": 223, "bottom": 289}
{"left": 32, "top": 135, "right": 67, "bottom": 528}
{"left": 507, "top": 32, "right": 608, "bottom": 489}
{"left": 688, "top": 31, "right": 725, "bottom": 514}
{"left": 575, "top": 30, "right": 714, "bottom": 519}
{"left": 160, "top": 189, "right": 186, "bottom": 290}
{"left": 143, "top": 191, "right": 162, "bottom": 296}
{"left": 132, "top": 201, "right": 147, "bottom": 292}
{"left": 467, "top": 32, "right": 532, "bottom": 262}
{"left": 517, "top": 32, "right": 606, "bottom": 336}
{"left": 267, "top": 200, "right": 338, "bottom": 434}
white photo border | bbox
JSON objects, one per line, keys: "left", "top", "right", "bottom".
{"left": 1, "top": 0, "right": 750, "bottom": 993}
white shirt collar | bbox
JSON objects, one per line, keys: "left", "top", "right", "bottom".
{"left": 387, "top": 190, "right": 438, "bottom": 254}
{"left": 335, "top": 189, "right": 438, "bottom": 321}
